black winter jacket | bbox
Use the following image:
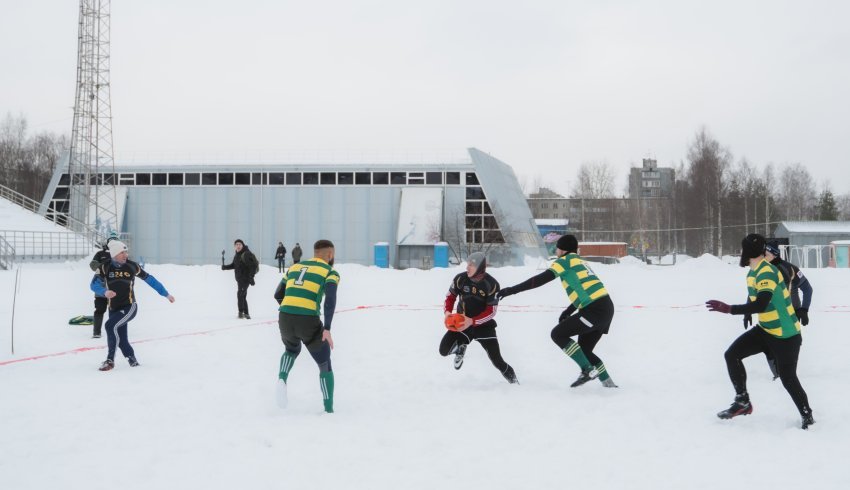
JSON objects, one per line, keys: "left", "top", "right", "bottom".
{"left": 223, "top": 246, "right": 258, "bottom": 283}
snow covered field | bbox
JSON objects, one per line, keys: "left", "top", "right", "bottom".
{"left": 1, "top": 253, "right": 849, "bottom": 490}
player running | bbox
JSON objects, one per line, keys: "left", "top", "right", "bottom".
{"left": 499, "top": 235, "right": 617, "bottom": 388}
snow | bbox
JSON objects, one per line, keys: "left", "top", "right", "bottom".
{"left": 0, "top": 197, "right": 69, "bottom": 233}
{"left": 1, "top": 256, "right": 849, "bottom": 490}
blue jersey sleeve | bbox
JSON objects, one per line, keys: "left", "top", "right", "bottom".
{"left": 143, "top": 274, "right": 170, "bottom": 297}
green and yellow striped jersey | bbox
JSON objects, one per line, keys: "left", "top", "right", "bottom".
{"left": 548, "top": 253, "right": 608, "bottom": 309}
{"left": 279, "top": 258, "right": 340, "bottom": 316}
{"left": 747, "top": 258, "right": 800, "bottom": 338}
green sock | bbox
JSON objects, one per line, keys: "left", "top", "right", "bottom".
{"left": 562, "top": 340, "right": 592, "bottom": 370}
{"left": 279, "top": 351, "right": 296, "bottom": 381}
{"left": 594, "top": 362, "right": 611, "bottom": 381}
{"left": 320, "top": 371, "right": 335, "bottom": 413}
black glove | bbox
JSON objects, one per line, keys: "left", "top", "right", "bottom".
{"left": 250, "top": 277, "right": 255, "bottom": 286}
{"left": 497, "top": 286, "right": 517, "bottom": 300}
{"left": 743, "top": 313, "right": 752, "bottom": 330}
{"left": 558, "top": 305, "right": 577, "bottom": 323}
{"left": 796, "top": 308, "right": 809, "bottom": 326}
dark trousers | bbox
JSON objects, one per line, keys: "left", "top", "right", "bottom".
{"left": 550, "top": 295, "right": 614, "bottom": 366}
{"left": 724, "top": 327, "right": 811, "bottom": 416}
{"left": 439, "top": 321, "right": 510, "bottom": 373}
{"left": 93, "top": 296, "right": 108, "bottom": 336}
{"left": 236, "top": 279, "right": 251, "bottom": 315}
{"left": 105, "top": 303, "right": 137, "bottom": 361}
{"left": 277, "top": 258, "right": 285, "bottom": 273}
{"left": 279, "top": 312, "right": 331, "bottom": 371}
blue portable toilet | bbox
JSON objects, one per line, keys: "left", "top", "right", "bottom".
{"left": 434, "top": 242, "right": 449, "bottom": 268}
{"left": 374, "top": 242, "right": 389, "bottom": 268}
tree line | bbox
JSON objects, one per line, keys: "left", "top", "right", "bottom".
{"left": 0, "top": 113, "right": 68, "bottom": 202}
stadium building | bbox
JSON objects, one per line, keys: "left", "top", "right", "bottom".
{"left": 39, "top": 148, "right": 546, "bottom": 268}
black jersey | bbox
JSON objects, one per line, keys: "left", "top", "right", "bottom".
{"left": 97, "top": 259, "right": 151, "bottom": 311}
{"left": 445, "top": 272, "right": 500, "bottom": 321}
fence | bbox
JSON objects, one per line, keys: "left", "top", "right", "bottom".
{"left": 0, "top": 230, "right": 93, "bottom": 262}
{"left": 0, "top": 235, "right": 15, "bottom": 270}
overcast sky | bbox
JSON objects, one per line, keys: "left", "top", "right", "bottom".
{"left": 2, "top": 0, "right": 849, "bottom": 195}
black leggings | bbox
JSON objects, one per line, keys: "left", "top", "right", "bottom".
{"left": 439, "top": 321, "right": 509, "bottom": 372}
{"left": 724, "top": 327, "right": 811, "bottom": 416}
{"left": 550, "top": 296, "right": 614, "bottom": 366}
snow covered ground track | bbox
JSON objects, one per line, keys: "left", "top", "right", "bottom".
{"left": 1, "top": 257, "right": 849, "bottom": 489}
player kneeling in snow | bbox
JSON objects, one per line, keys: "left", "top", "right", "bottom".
{"left": 440, "top": 252, "right": 518, "bottom": 384}
{"left": 273, "top": 239, "right": 339, "bottom": 413}
{"left": 91, "top": 240, "right": 175, "bottom": 371}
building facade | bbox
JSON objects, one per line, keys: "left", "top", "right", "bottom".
{"left": 629, "top": 158, "right": 675, "bottom": 198}
{"left": 39, "top": 148, "right": 546, "bottom": 267}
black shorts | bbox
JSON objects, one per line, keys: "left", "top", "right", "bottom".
{"left": 567, "top": 295, "right": 614, "bottom": 334}
{"left": 279, "top": 312, "right": 324, "bottom": 352}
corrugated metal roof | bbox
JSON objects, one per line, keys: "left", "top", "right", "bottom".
{"left": 779, "top": 221, "right": 850, "bottom": 233}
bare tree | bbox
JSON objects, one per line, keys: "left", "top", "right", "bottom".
{"left": 571, "top": 161, "right": 617, "bottom": 199}
{"left": 836, "top": 193, "right": 850, "bottom": 220}
{"left": 777, "top": 163, "right": 817, "bottom": 221}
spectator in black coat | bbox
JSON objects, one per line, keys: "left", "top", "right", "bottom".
{"left": 275, "top": 242, "right": 287, "bottom": 273}
{"left": 222, "top": 239, "right": 259, "bottom": 319}
{"left": 292, "top": 243, "right": 303, "bottom": 264}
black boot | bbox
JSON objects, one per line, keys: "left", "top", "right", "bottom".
{"left": 570, "top": 367, "right": 599, "bottom": 388}
{"left": 717, "top": 393, "right": 753, "bottom": 419}
{"left": 801, "top": 408, "right": 815, "bottom": 430}
{"left": 502, "top": 365, "right": 519, "bottom": 384}
{"left": 93, "top": 313, "right": 103, "bottom": 338}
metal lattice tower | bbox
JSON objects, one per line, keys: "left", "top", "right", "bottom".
{"left": 67, "top": 0, "right": 117, "bottom": 238}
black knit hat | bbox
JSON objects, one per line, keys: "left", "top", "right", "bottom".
{"left": 739, "top": 233, "right": 766, "bottom": 267}
{"left": 556, "top": 235, "right": 579, "bottom": 254}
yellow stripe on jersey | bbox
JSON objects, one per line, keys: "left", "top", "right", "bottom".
{"left": 551, "top": 262, "right": 566, "bottom": 275}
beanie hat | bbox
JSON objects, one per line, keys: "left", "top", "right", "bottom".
{"left": 556, "top": 235, "right": 579, "bottom": 254}
{"left": 467, "top": 252, "right": 487, "bottom": 276}
{"left": 108, "top": 240, "right": 128, "bottom": 258}
{"left": 739, "top": 233, "right": 765, "bottom": 267}
{"left": 765, "top": 241, "right": 781, "bottom": 258}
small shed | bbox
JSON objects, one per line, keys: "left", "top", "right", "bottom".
{"left": 774, "top": 221, "right": 850, "bottom": 267}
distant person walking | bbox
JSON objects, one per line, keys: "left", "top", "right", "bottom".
{"left": 292, "top": 243, "right": 303, "bottom": 264}
{"left": 91, "top": 240, "right": 175, "bottom": 371}
{"left": 222, "top": 239, "right": 259, "bottom": 319}
{"left": 275, "top": 242, "right": 287, "bottom": 273}
{"left": 706, "top": 233, "right": 814, "bottom": 429}
{"left": 273, "top": 239, "right": 339, "bottom": 413}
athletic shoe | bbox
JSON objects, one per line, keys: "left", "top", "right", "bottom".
{"left": 238, "top": 312, "right": 245, "bottom": 319}
{"left": 244, "top": 313, "right": 251, "bottom": 320}
{"left": 502, "top": 365, "right": 519, "bottom": 384}
{"left": 98, "top": 359, "right": 114, "bottom": 371}
{"left": 717, "top": 393, "right": 753, "bottom": 419}
{"left": 92, "top": 334, "right": 101, "bottom": 339}
{"left": 127, "top": 356, "right": 140, "bottom": 367}
{"left": 601, "top": 378, "right": 619, "bottom": 388}
{"left": 453, "top": 343, "right": 467, "bottom": 370}
{"left": 275, "top": 379, "right": 288, "bottom": 408}
{"left": 801, "top": 409, "right": 815, "bottom": 430}
{"left": 570, "top": 367, "right": 599, "bottom": 387}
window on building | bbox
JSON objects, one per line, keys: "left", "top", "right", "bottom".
{"left": 466, "top": 201, "right": 483, "bottom": 214}
{"left": 466, "top": 172, "right": 479, "bottom": 185}
{"left": 251, "top": 173, "right": 264, "bottom": 185}
{"left": 483, "top": 230, "right": 505, "bottom": 243}
{"left": 202, "top": 173, "right": 217, "bottom": 185}
{"left": 135, "top": 173, "right": 151, "bottom": 185}
{"left": 466, "top": 187, "right": 486, "bottom": 200}
{"left": 59, "top": 174, "right": 70, "bottom": 185}
{"left": 320, "top": 172, "right": 336, "bottom": 185}
{"left": 269, "top": 173, "right": 285, "bottom": 185}
{"left": 408, "top": 177, "right": 424, "bottom": 185}
{"left": 303, "top": 172, "right": 319, "bottom": 185}
{"left": 446, "top": 172, "right": 461, "bottom": 185}
{"left": 426, "top": 172, "right": 442, "bottom": 185}
{"left": 185, "top": 173, "right": 200, "bottom": 185}
{"left": 483, "top": 202, "right": 492, "bottom": 214}
{"left": 355, "top": 172, "right": 371, "bottom": 185}
{"left": 338, "top": 172, "right": 353, "bottom": 185}
{"left": 168, "top": 173, "right": 184, "bottom": 185}
{"left": 373, "top": 172, "right": 389, "bottom": 185}
{"left": 152, "top": 173, "right": 167, "bottom": 185}
{"left": 390, "top": 172, "right": 406, "bottom": 185}
{"left": 218, "top": 173, "right": 234, "bottom": 185}
{"left": 286, "top": 173, "right": 302, "bottom": 185}
{"left": 483, "top": 216, "right": 498, "bottom": 229}
{"left": 465, "top": 216, "right": 482, "bottom": 228}
{"left": 235, "top": 173, "right": 251, "bottom": 185}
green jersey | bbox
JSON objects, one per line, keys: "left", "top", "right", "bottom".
{"left": 548, "top": 253, "right": 609, "bottom": 309}
{"left": 747, "top": 258, "right": 800, "bottom": 338}
{"left": 279, "top": 258, "right": 340, "bottom": 316}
